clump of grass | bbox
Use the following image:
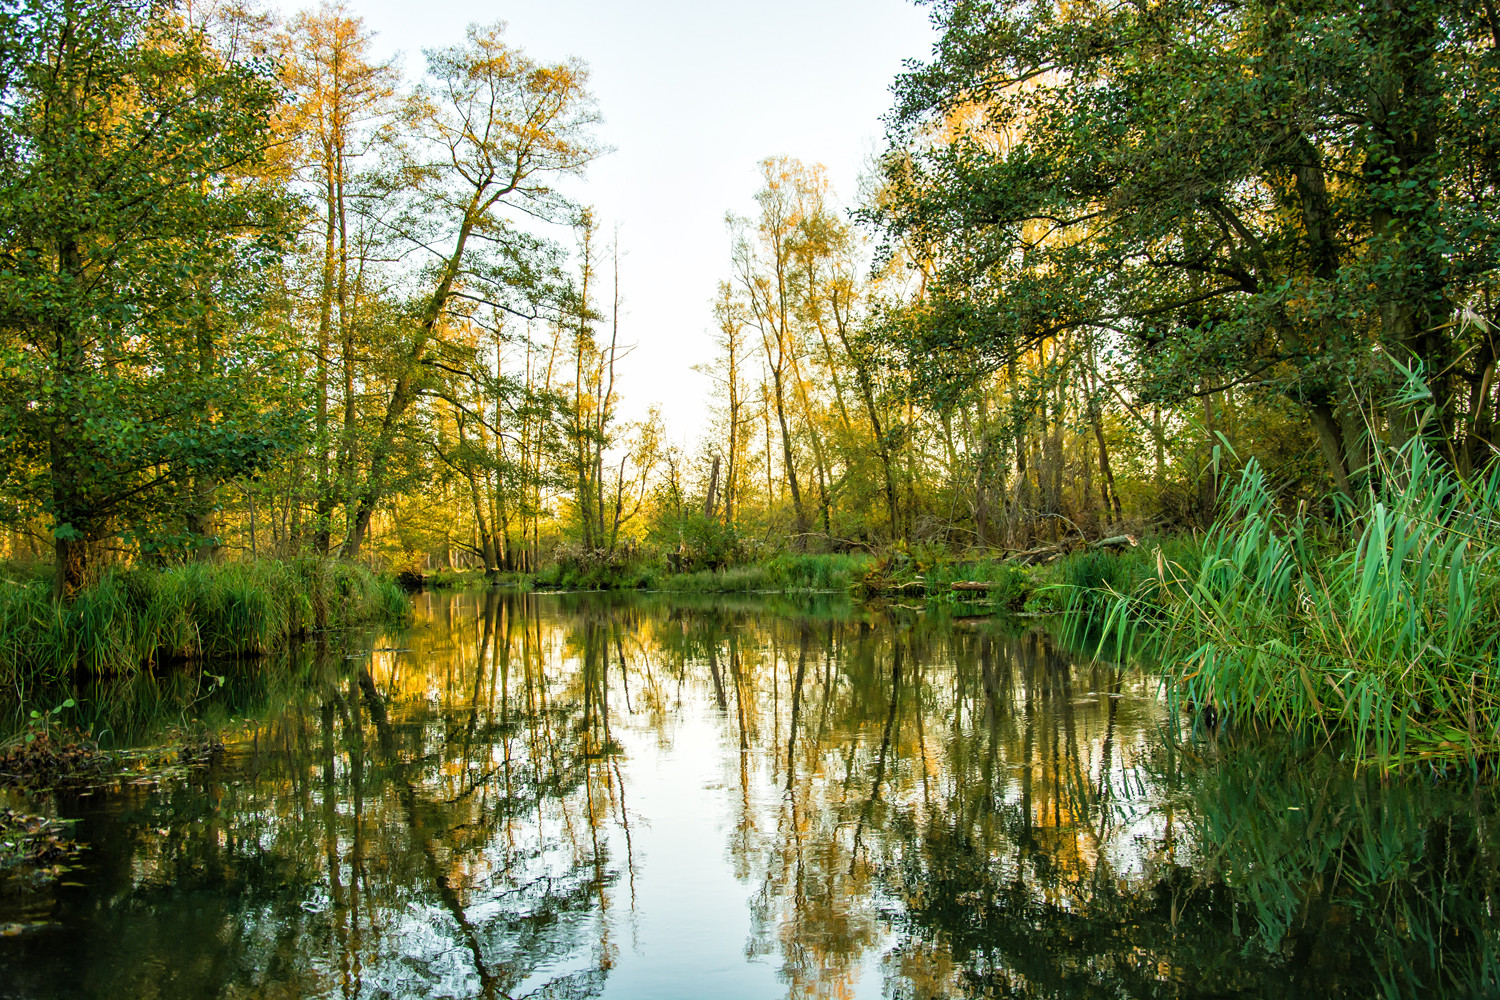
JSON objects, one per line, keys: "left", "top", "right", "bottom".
{"left": 532, "top": 551, "right": 866, "bottom": 594}
{"left": 647, "top": 552, "right": 869, "bottom": 594}
{"left": 763, "top": 553, "right": 870, "bottom": 591}
{"left": 0, "top": 559, "right": 411, "bottom": 695}
{"left": 534, "top": 561, "right": 660, "bottom": 590}
{"left": 1057, "top": 537, "right": 1200, "bottom": 628}
{"left": 1088, "top": 437, "right": 1500, "bottom": 765}
{"left": 657, "top": 565, "right": 772, "bottom": 592}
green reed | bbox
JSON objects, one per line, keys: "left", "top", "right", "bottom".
{"left": 1078, "top": 436, "right": 1500, "bottom": 766}
{"left": 0, "top": 559, "right": 411, "bottom": 697}
{"left": 650, "top": 552, "right": 870, "bottom": 593}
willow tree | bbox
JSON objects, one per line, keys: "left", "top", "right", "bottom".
{"left": 0, "top": 0, "right": 294, "bottom": 598}
{"left": 339, "top": 22, "right": 599, "bottom": 559}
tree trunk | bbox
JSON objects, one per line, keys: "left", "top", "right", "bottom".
{"left": 1091, "top": 404, "right": 1123, "bottom": 522}
{"left": 342, "top": 208, "right": 479, "bottom": 559}
{"left": 704, "top": 454, "right": 720, "bottom": 520}
{"left": 312, "top": 138, "right": 338, "bottom": 556}
{"left": 769, "top": 366, "right": 809, "bottom": 547}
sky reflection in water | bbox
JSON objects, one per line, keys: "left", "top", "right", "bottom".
{"left": 0, "top": 590, "right": 1496, "bottom": 999}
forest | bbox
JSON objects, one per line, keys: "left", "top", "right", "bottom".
{"left": 2, "top": 0, "right": 1500, "bottom": 761}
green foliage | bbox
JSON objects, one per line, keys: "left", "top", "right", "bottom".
{"left": 22, "top": 697, "right": 74, "bottom": 745}
{"left": 876, "top": 0, "right": 1500, "bottom": 493}
{"left": 762, "top": 553, "right": 870, "bottom": 591}
{"left": 0, "top": 0, "right": 298, "bottom": 587}
{"left": 534, "top": 561, "right": 660, "bottom": 591}
{"left": 919, "top": 558, "right": 1036, "bottom": 611}
{"left": 636, "top": 553, "right": 870, "bottom": 594}
{"left": 656, "top": 565, "right": 771, "bottom": 593}
{"left": 1057, "top": 537, "right": 1201, "bottom": 627}
{"left": 0, "top": 560, "right": 410, "bottom": 697}
{"left": 648, "top": 511, "right": 748, "bottom": 572}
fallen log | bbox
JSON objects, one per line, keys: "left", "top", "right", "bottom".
{"left": 1015, "top": 543, "right": 1068, "bottom": 566}
{"left": 951, "top": 580, "right": 1009, "bottom": 592}
{"left": 1089, "top": 534, "right": 1139, "bottom": 550}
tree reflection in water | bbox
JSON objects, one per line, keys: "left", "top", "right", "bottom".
{"left": 0, "top": 590, "right": 1494, "bottom": 999}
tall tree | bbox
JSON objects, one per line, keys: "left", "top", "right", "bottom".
{"left": 0, "top": 0, "right": 294, "bottom": 597}
{"left": 730, "top": 158, "right": 818, "bottom": 547}
{"left": 876, "top": 0, "right": 1500, "bottom": 495}
{"left": 283, "top": 3, "right": 398, "bottom": 556}
{"left": 339, "top": 22, "right": 599, "bottom": 559}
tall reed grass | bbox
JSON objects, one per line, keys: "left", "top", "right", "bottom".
{"left": 1082, "top": 438, "right": 1500, "bottom": 765}
{"left": 0, "top": 560, "right": 410, "bottom": 697}
{"left": 657, "top": 553, "right": 871, "bottom": 593}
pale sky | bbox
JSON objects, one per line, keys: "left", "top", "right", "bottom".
{"left": 344, "top": 0, "right": 939, "bottom": 446}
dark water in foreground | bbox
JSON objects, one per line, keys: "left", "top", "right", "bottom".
{"left": 1, "top": 590, "right": 1497, "bottom": 999}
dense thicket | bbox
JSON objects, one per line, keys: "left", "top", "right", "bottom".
{"left": 0, "top": 0, "right": 296, "bottom": 597}
{"left": 874, "top": 0, "right": 1500, "bottom": 502}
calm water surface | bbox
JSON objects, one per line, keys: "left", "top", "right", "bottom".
{"left": 0, "top": 590, "right": 1496, "bottom": 999}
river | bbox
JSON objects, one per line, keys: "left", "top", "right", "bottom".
{"left": 0, "top": 589, "right": 1495, "bottom": 998}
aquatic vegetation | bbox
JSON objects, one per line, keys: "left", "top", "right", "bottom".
{"left": 1080, "top": 438, "right": 1500, "bottom": 764}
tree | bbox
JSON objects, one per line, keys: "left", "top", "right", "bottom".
{"left": 876, "top": 0, "right": 1500, "bottom": 496}
{"left": 0, "top": 0, "right": 294, "bottom": 597}
{"left": 700, "top": 282, "right": 750, "bottom": 525}
{"left": 339, "top": 22, "right": 599, "bottom": 559}
{"left": 729, "top": 158, "right": 819, "bottom": 547}
{"left": 282, "top": 3, "right": 398, "bottom": 556}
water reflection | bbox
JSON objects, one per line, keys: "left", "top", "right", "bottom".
{"left": 0, "top": 590, "right": 1495, "bottom": 999}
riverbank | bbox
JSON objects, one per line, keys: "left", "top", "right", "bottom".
{"left": 0, "top": 559, "right": 410, "bottom": 696}
{"left": 418, "top": 550, "right": 1061, "bottom": 606}
{"left": 414, "top": 553, "right": 878, "bottom": 594}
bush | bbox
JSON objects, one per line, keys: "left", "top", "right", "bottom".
{"left": 647, "top": 512, "right": 747, "bottom": 573}
{"left": 919, "top": 558, "right": 1036, "bottom": 611}
{"left": 763, "top": 553, "right": 870, "bottom": 591}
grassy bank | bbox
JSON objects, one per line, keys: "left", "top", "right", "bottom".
{"left": 0, "top": 559, "right": 410, "bottom": 694}
{"left": 654, "top": 553, "right": 871, "bottom": 593}
{"left": 491, "top": 549, "right": 1040, "bottom": 604}
{"left": 517, "top": 552, "right": 872, "bottom": 593}
{"left": 1065, "top": 439, "right": 1500, "bottom": 766}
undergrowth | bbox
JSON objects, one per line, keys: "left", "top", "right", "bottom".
{"left": 526, "top": 551, "right": 872, "bottom": 594}
{"left": 918, "top": 559, "right": 1037, "bottom": 611}
{"left": 657, "top": 553, "right": 871, "bottom": 593}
